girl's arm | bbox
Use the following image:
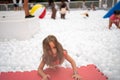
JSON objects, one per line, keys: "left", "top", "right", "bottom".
{"left": 109, "top": 19, "right": 113, "bottom": 29}
{"left": 64, "top": 52, "right": 77, "bottom": 73}
{"left": 38, "top": 59, "right": 50, "bottom": 80}
{"left": 64, "top": 51, "right": 81, "bottom": 80}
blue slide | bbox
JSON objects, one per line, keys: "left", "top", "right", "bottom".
{"left": 103, "top": 1, "right": 120, "bottom": 18}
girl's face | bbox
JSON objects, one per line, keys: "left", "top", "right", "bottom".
{"left": 116, "top": 14, "right": 120, "bottom": 18}
{"left": 49, "top": 41, "right": 57, "bottom": 57}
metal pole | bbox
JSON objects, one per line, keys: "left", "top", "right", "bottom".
{"left": 105, "top": 0, "right": 107, "bottom": 4}
{"left": 112, "top": 0, "right": 114, "bottom": 7}
{"left": 99, "top": 0, "right": 102, "bottom": 8}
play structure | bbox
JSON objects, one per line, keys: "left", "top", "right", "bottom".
{"left": 0, "top": 11, "right": 40, "bottom": 40}
{"left": 103, "top": 1, "right": 120, "bottom": 18}
{"left": 30, "top": 4, "right": 46, "bottom": 19}
{"left": 0, "top": 4, "right": 46, "bottom": 40}
{"left": 0, "top": 64, "right": 108, "bottom": 80}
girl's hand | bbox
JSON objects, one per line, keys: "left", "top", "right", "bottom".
{"left": 42, "top": 74, "right": 51, "bottom": 80}
{"left": 72, "top": 74, "right": 82, "bottom": 80}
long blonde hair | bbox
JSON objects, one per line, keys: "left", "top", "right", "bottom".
{"left": 42, "top": 35, "right": 64, "bottom": 66}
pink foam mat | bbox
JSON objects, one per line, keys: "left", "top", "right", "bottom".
{"left": 0, "top": 64, "right": 108, "bottom": 80}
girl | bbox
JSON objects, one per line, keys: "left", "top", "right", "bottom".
{"left": 38, "top": 35, "right": 81, "bottom": 80}
{"left": 109, "top": 10, "right": 120, "bottom": 29}
{"left": 60, "top": 1, "right": 68, "bottom": 19}
{"left": 48, "top": 0, "right": 57, "bottom": 19}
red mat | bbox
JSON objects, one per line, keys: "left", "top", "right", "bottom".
{"left": 0, "top": 64, "right": 108, "bottom": 80}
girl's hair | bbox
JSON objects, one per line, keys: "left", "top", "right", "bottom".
{"left": 114, "top": 10, "right": 120, "bottom": 15}
{"left": 42, "top": 35, "right": 64, "bottom": 66}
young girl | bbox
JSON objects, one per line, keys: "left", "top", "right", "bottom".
{"left": 60, "top": 1, "right": 68, "bottom": 19}
{"left": 109, "top": 10, "right": 120, "bottom": 29}
{"left": 48, "top": 0, "right": 57, "bottom": 19}
{"left": 38, "top": 35, "right": 81, "bottom": 80}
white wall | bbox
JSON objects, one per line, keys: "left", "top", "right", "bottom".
{"left": 0, "top": 11, "right": 40, "bottom": 40}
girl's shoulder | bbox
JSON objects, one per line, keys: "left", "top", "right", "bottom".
{"left": 110, "top": 14, "right": 116, "bottom": 20}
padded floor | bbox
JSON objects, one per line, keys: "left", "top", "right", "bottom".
{"left": 0, "top": 64, "right": 108, "bottom": 80}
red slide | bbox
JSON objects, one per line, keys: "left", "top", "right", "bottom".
{"left": 0, "top": 64, "right": 108, "bottom": 80}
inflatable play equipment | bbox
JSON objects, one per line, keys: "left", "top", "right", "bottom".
{"left": 103, "top": 1, "right": 120, "bottom": 18}
{"left": 0, "top": 64, "right": 108, "bottom": 80}
{"left": 30, "top": 4, "right": 46, "bottom": 19}
{"left": 0, "top": 11, "right": 40, "bottom": 40}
